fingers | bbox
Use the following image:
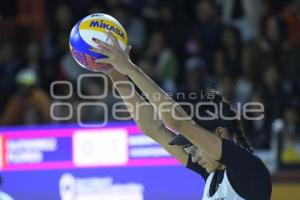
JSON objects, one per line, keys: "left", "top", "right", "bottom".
{"left": 89, "top": 47, "right": 111, "bottom": 57}
{"left": 125, "top": 45, "right": 131, "bottom": 55}
{"left": 197, "top": 158, "right": 206, "bottom": 166}
{"left": 92, "top": 37, "right": 113, "bottom": 51}
{"left": 106, "top": 30, "right": 121, "bottom": 49}
{"left": 191, "top": 156, "right": 199, "bottom": 163}
{"left": 94, "top": 58, "right": 112, "bottom": 64}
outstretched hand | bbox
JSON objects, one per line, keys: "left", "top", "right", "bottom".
{"left": 89, "top": 31, "right": 136, "bottom": 75}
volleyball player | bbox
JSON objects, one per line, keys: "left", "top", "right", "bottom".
{"left": 89, "top": 32, "right": 272, "bottom": 200}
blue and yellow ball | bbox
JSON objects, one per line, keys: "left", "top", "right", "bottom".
{"left": 69, "top": 13, "right": 128, "bottom": 72}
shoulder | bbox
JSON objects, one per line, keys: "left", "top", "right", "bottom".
{"left": 220, "top": 139, "right": 272, "bottom": 199}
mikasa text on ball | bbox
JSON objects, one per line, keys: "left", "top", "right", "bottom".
{"left": 69, "top": 13, "right": 128, "bottom": 72}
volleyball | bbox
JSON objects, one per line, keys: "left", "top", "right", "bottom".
{"left": 69, "top": 13, "right": 128, "bottom": 72}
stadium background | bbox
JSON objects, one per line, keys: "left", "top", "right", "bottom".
{"left": 0, "top": 0, "right": 299, "bottom": 199}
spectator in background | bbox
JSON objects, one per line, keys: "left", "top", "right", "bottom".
{"left": 256, "top": 14, "right": 299, "bottom": 101}
{"left": 214, "top": 25, "right": 242, "bottom": 78}
{"left": 259, "top": 15, "right": 286, "bottom": 59}
{"left": 0, "top": 68, "right": 51, "bottom": 125}
{"left": 156, "top": 2, "right": 184, "bottom": 50}
{"left": 192, "top": 0, "right": 222, "bottom": 70}
{"left": 42, "top": 4, "right": 71, "bottom": 65}
{"left": 137, "top": 57, "right": 160, "bottom": 83}
{"left": 221, "top": 0, "right": 265, "bottom": 42}
{"left": 155, "top": 44, "right": 178, "bottom": 93}
{"left": 280, "top": 107, "right": 300, "bottom": 163}
{"left": 184, "top": 36, "right": 203, "bottom": 58}
{"left": 281, "top": 0, "right": 300, "bottom": 81}
{"left": 41, "top": 4, "right": 74, "bottom": 88}
{"left": 60, "top": 49, "right": 87, "bottom": 83}
{"left": 112, "top": 4, "right": 146, "bottom": 53}
{"left": 260, "top": 66, "right": 284, "bottom": 119}
{"left": 25, "top": 41, "right": 42, "bottom": 74}
{"left": 244, "top": 92, "right": 272, "bottom": 149}
{"left": 281, "top": 0, "right": 300, "bottom": 47}
{"left": 52, "top": 4, "right": 73, "bottom": 56}
{"left": 178, "top": 57, "right": 217, "bottom": 104}
{"left": 78, "top": 77, "right": 128, "bottom": 123}
{"left": 0, "top": 42, "right": 21, "bottom": 114}
{"left": 272, "top": 106, "right": 300, "bottom": 163}
{"left": 254, "top": 15, "right": 287, "bottom": 78}
{"left": 143, "top": 31, "right": 178, "bottom": 92}
{"left": 217, "top": 75, "right": 236, "bottom": 103}
{"left": 233, "top": 44, "right": 254, "bottom": 105}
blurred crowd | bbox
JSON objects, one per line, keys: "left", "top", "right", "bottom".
{"left": 0, "top": 0, "right": 299, "bottom": 153}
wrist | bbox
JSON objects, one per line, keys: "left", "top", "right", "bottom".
{"left": 108, "top": 70, "right": 126, "bottom": 81}
{"left": 126, "top": 64, "right": 140, "bottom": 77}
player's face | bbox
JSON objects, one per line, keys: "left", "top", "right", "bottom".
{"left": 185, "top": 145, "right": 222, "bottom": 173}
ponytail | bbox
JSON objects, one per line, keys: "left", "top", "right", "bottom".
{"left": 203, "top": 89, "right": 254, "bottom": 153}
{"left": 230, "top": 119, "right": 254, "bottom": 153}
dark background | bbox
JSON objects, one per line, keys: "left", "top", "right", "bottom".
{"left": 0, "top": 0, "right": 299, "bottom": 166}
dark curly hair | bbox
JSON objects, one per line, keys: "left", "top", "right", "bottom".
{"left": 170, "top": 89, "right": 254, "bottom": 153}
{"left": 198, "top": 89, "right": 254, "bottom": 153}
